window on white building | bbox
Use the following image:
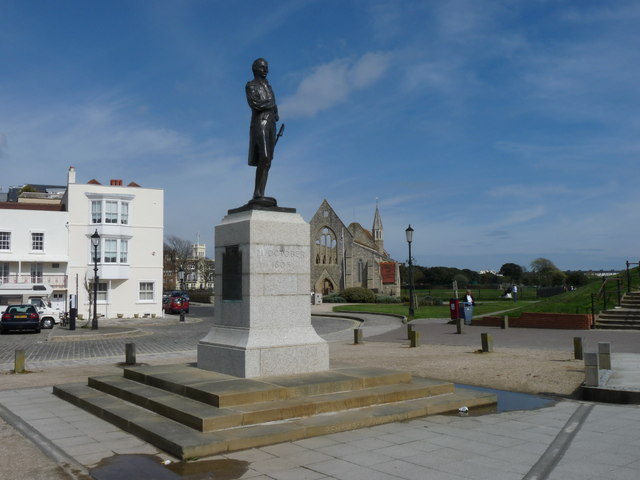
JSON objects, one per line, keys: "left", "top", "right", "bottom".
{"left": 0, "top": 263, "right": 9, "bottom": 283}
{"left": 32, "top": 232, "right": 44, "bottom": 251}
{"left": 139, "top": 282, "right": 154, "bottom": 301}
{"left": 121, "top": 202, "right": 129, "bottom": 224}
{"left": 105, "top": 201, "right": 118, "bottom": 223}
{"left": 0, "top": 232, "right": 10, "bottom": 251}
{"left": 90, "top": 281, "right": 108, "bottom": 303}
{"left": 104, "top": 239, "right": 118, "bottom": 263}
{"left": 91, "top": 201, "right": 102, "bottom": 223}
{"left": 30, "top": 263, "right": 43, "bottom": 283}
{"left": 120, "top": 239, "right": 128, "bottom": 263}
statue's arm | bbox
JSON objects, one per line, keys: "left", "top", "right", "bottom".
{"left": 246, "top": 82, "right": 276, "bottom": 111}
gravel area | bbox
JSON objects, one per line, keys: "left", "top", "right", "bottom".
{"left": 330, "top": 341, "right": 585, "bottom": 396}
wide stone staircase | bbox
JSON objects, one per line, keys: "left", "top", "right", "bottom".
{"left": 596, "top": 290, "right": 640, "bottom": 329}
{"left": 53, "top": 363, "right": 496, "bottom": 460}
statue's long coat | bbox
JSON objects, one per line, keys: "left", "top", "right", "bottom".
{"left": 246, "top": 78, "right": 278, "bottom": 166}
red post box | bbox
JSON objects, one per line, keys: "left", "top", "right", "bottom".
{"left": 449, "top": 299, "right": 460, "bottom": 320}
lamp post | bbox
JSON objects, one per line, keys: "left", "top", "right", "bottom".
{"left": 178, "top": 268, "right": 185, "bottom": 291}
{"left": 90, "top": 229, "right": 100, "bottom": 330}
{"left": 405, "top": 225, "right": 415, "bottom": 318}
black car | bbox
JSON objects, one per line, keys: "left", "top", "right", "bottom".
{"left": 1, "top": 304, "right": 41, "bottom": 334}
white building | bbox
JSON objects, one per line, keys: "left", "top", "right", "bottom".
{"left": 0, "top": 202, "right": 69, "bottom": 310}
{"left": 1, "top": 167, "right": 164, "bottom": 319}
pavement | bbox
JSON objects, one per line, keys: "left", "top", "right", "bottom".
{"left": 0, "top": 303, "right": 639, "bottom": 479}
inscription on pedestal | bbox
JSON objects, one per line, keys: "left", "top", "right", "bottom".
{"left": 222, "top": 245, "right": 242, "bottom": 300}
{"left": 256, "top": 246, "right": 305, "bottom": 272}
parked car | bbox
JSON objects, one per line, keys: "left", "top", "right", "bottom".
{"left": 162, "top": 295, "right": 189, "bottom": 314}
{"left": 1, "top": 304, "right": 41, "bottom": 334}
{"left": 165, "top": 290, "right": 190, "bottom": 302}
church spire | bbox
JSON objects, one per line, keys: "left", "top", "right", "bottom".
{"left": 372, "top": 199, "right": 384, "bottom": 253}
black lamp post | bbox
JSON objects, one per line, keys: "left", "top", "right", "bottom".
{"left": 405, "top": 225, "right": 415, "bottom": 318}
{"left": 178, "top": 268, "right": 185, "bottom": 291}
{"left": 91, "top": 229, "right": 100, "bottom": 330}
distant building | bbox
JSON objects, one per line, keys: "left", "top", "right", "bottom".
{"left": 186, "top": 243, "right": 214, "bottom": 290}
{"left": 308, "top": 200, "right": 400, "bottom": 296}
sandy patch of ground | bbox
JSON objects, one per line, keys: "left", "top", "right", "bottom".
{"left": 330, "top": 342, "right": 585, "bottom": 396}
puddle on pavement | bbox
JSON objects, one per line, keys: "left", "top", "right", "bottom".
{"left": 452, "top": 384, "right": 556, "bottom": 416}
{"left": 90, "top": 454, "right": 250, "bottom": 480}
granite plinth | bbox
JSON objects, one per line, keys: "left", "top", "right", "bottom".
{"left": 198, "top": 209, "right": 329, "bottom": 378}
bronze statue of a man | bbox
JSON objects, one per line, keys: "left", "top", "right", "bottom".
{"left": 246, "top": 58, "right": 281, "bottom": 205}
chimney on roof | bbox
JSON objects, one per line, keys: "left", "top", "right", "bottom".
{"left": 110, "top": 179, "right": 123, "bottom": 186}
{"left": 68, "top": 166, "right": 76, "bottom": 184}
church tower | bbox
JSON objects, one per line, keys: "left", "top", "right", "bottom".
{"left": 372, "top": 201, "right": 384, "bottom": 254}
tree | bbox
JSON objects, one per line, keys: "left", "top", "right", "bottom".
{"left": 499, "top": 263, "right": 523, "bottom": 283}
{"left": 164, "top": 235, "right": 193, "bottom": 289}
{"left": 566, "top": 271, "right": 589, "bottom": 287}
{"left": 530, "top": 257, "right": 566, "bottom": 286}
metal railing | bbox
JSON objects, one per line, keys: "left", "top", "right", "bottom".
{"left": 0, "top": 274, "right": 68, "bottom": 288}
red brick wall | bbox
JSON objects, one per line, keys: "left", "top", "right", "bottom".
{"left": 474, "top": 312, "right": 592, "bottom": 329}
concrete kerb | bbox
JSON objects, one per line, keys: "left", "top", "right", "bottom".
{"left": 0, "top": 400, "right": 90, "bottom": 480}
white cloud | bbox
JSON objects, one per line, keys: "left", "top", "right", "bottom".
{"left": 279, "top": 52, "right": 390, "bottom": 118}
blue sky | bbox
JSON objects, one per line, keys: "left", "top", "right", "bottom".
{"left": 1, "top": 0, "right": 639, "bottom": 272}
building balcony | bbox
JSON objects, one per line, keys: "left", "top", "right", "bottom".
{"left": 0, "top": 274, "right": 68, "bottom": 288}
{"left": 92, "top": 264, "right": 130, "bottom": 280}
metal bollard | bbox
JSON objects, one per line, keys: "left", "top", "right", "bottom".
{"left": 598, "top": 342, "right": 611, "bottom": 370}
{"left": 180, "top": 310, "right": 185, "bottom": 322}
{"left": 354, "top": 328, "right": 363, "bottom": 344}
{"left": 481, "top": 333, "right": 493, "bottom": 353}
{"left": 501, "top": 315, "right": 509, "bottom": 329}
{"left": 125, "top": 343, "right": 136, "bottom": 365}
{"left": 456, "top": 317, "right": 465, "bottom": 334}
{"left": 14, "top": 349, "right": 25, "bottom": 373}
{"left": 410, "top": 330, "right": 420, "bottom": 348}
{"left": 573, "top": 337, "right": 584, "bottom": 360}
{"left": 584, "top": 352, "right": 599, "bottom": 387}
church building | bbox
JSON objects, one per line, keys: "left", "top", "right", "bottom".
{"left": 309, "top": 200, "right": 401, "bottom": 297}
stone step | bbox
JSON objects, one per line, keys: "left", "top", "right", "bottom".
{"left": 53, "top": 382, "right": 495, "bottom": 460}
{"left": 122, "top": 364, "right": 412, "bottom": 407}
{"left": 596, "top": 323, "right": 640, "bottom": 330}
{"left": 87, "top": 374, "right": 452, "bottom": 432}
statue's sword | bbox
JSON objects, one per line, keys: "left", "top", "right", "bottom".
{"left": 275, "top": 123, "right": 285, "bottom": 146}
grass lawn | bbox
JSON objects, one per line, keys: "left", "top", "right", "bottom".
{"left": 335, "top": 269, "right": 639, "bottom": 319}
{"left": 334, "top": 301, "right": 523, "bottom": 319}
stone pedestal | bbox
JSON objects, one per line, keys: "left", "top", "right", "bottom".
{"left": 197, "top": 208, "right": 329, "bottom": 378}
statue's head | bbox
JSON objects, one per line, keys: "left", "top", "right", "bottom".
{"left": 252, "top": 58, "right": 269, "bottom": 78}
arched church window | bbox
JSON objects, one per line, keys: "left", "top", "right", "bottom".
{"left": 314, "top": 227, "right": 337, "bottom": 264}
{"left": 357, "top": 259, "right": 364, "bottom": 283}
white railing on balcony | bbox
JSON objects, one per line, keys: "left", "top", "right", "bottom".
{"left": 0, "top": 274, "right": 68, "bottom": 288}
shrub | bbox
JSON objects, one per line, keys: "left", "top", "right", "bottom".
{"left": 375, "top": 295, "right": 401, "bottom": 304}
{"left": 323, "top": 293, "right": 346, "bottom": 303}
{"left": 341, "top": 287, "right": 376, "bottom": 303}
{"left": 188, "top": 290, "right": 214, "bottom": 303}
{"left": 417, "top": 295, "right": 443, "bottom": 306}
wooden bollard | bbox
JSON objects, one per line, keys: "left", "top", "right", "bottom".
{"left": 573, "top": 337, "right": 584, "bottom": 360}
{"left": 456, "top": 317, "right": 465, "bottom": 334}
{"left": 598, "top": 342, "right": 611, "bottom": 370}
{"left": 14, "top": 349, "right": 25, "bottom": 373}
{"left": 481, "top": 333, "right": 493, "bottom": 353}
{"left": 354, "top": 328, "right": 363, "bottom": 344}
{"left": 501, "top": 315, "right": 509, "bottom": 329}
{"left": 584, "top": 352, "right": 599, "bottom": 387}
{"left": 125, "top": 343, "right": 136, "bottom": 365}
{"left": 410, "top": 330, "right": 420, "bottom": 348}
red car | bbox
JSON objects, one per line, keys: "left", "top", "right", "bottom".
{"left": 162, "top": 295, "right": 189, "bottom": 314}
